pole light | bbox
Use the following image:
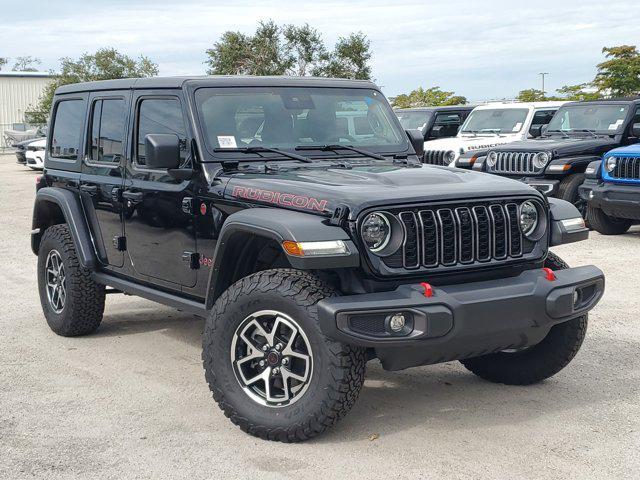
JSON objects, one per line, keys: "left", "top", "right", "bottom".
{"left": 539, "top": 72, "right": 549, "bottom": 95}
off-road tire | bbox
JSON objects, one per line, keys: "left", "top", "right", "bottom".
{"left": 37, "top": 224, "right": 105, "bottom": 336}
{"left": 202, "top": 268, "right": 366, "bottom": 442}
{"left": 460, "top": 252, "right": 587, "bottom": 385}
{"left": 558, "top": 173, "right": 586, "bottom": 219}
{"left": 586, "top": 205, "right": 632, "bottom": 235}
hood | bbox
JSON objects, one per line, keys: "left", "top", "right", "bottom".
{"left": 607, "top": 143, "right": 640, "bottom": 157}
{"left": 221, "top": 163, "right": 541, "bottom": 218}
{"left": 423, "top": 134, "right": 520, "bottom": 154}
{"left": 492, "top": 136, "right": 619, "bottom": 157}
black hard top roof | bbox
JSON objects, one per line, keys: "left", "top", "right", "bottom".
{"left": 563, "top": 97, "right": 640, "bottom": 107}
{"left": 394, "top": 105, "right": 476, "bottom": 113}
{"left": 55, "top": 75, "right": 379, "bottom": 95}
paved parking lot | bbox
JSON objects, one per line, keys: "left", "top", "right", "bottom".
{"left": 1, "top": 152, "right": 638, "bottom": 480}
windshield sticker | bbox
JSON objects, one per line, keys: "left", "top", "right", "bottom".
{"left": 608, "top": 119, "right": 624, "bottom": 130}
{"left": 512, "top": 122, "right": 522, "bottom": 132}
{"left": 217, "top": 135, "right": 237, "bottom": 148}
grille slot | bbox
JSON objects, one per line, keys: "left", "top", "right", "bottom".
{"left": 379, "top": 200, "right": 530, "bottom": 271}
{"left": 492, "top": 151, "right": 541, "bottom": 174}
{"left": 611, "top": 156, "right": 640, "bottom": 180}
{"left": 423, "top": 150, "right": 447, "bottom": 165}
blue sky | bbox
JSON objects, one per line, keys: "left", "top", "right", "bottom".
{"left": 1, "top": 0, "right": 638, "bottom": 100}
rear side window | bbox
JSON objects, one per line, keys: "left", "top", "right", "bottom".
{"left": 532, "top": 110, "right": 556, "bottom": 126}
{"left": 89, "top": 98, "right": 126, "bottom": 162}
{"left": 136, "top": 98, "right": 187, "bottom": 166}
{"left": 50, "top": 99, "right": 85, "bottom": 159}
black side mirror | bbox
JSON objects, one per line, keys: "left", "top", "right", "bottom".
{"left": 529, "top": 124, "right": 543, "bottom": 138}
{"left": 406, "top": 129, "right": 424, "bottom": 157}
{"left": 431, "top": 125, "right": 444, "bottom": 138}
{"left": 631, "top": 123, "right": 640, "bottom": 138}
{"left": 145, "top": 134, "right": 181, "bottom": 169}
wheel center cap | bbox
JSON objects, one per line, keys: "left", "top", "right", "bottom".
{"left": 266, "top": 351, "right": 280, "bottom": 366}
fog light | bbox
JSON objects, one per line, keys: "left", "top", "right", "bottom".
{"left": 589, "top": 191, "right": 594, "bottom": 199}
{"left": 388, "top": 313, "right": 406, "bottom": 332}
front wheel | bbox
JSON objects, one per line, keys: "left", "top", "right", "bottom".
{"left": 460, "top": 252, "right": 587, "bottom": 385}
{"left": 587, "top": 205, "right": 632, "bottom": 235}
{"left": 558, "top": 173, "right": 586, "bottom": 219}
{"left": 202, "top": 269, "right": 366, "bottom": 442}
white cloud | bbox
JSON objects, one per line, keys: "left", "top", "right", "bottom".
{"left": 1, "top": 0, "right": 638, "bottom": 99}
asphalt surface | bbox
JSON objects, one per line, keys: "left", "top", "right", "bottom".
{"left": 1, "top": 153, "right": 638, "bottom": 480}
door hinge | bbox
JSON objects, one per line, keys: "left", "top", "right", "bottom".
{"left": 182, "top": 197, "right": 194, "bottom": 215}
{"left": 182, "top": 251, "right": 200, "bottom": 269}
{"left": 113, "top": 235, "right": 126, "bottom": 251}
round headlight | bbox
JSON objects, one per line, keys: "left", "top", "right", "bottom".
{"left": 444, "top": 150, "right": 456, "bottom": 165}
{"left": 519, "top": 201, "right": 539, "bottom": 237}
{"left": 604, "top": 156, "right": 617, "bottom": 172}
{"left": 486, "top": 151, "right": 498, "bottom": 167}
{"left": 361, "top": 213, "right": 392, "bottom": 253}
{"left": 533, "top": 151, "right": 551, "bottom": 169}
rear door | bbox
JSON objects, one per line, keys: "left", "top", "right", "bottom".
{"left": 122, "top": 91, "right": 197, "bottom": 288}
{"left": 79, "top": 91, "right": 129, "bottom": 268}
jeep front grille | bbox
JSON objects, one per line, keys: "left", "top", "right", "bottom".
{"left": 378, "top": 199, "right": 540, "bottom": 272}
{"left": 423, "top": 150, "right": 448, "bottom": 165}
{"left": 490, "top": 152, "right": 541, "bottom": 175}
{"left": 610, "top": 156, "right": 640, "bottom": 180}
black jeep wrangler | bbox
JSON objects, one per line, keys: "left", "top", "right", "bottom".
{"left": 471, "top": 99, "right": 640, "bottom": 218}
{"left": 32, "top": 76, "right": 604, "bottom": 442}
{"left": 395, "top": 105, "right": 475, "bottom": 142}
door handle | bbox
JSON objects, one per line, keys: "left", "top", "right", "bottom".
{"left": 80, "top": 184, "right": 98, "bottom": 195}
{"left": 122, "top": 190, "right": 144, "bottom": 202}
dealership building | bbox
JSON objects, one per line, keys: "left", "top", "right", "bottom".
{"left": 0, "top": 71, "right": 53, "bottom": 148}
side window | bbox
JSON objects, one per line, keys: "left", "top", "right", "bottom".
{"left": 89, "top": 98, "right": 126, "bottom": 162}
{"left": 430, "top": 113, "right": 461, "bottom": 138}
{"left": 532, "top": 110, "right": 556, "bottom": 126}
{"left": 50, "top": 99, "right": 85, "bottom": 159}
{"left": 136, "top": 98, "right": 187, "bottom": 166}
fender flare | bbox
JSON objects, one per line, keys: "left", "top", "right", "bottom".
{"left": 547, "top": 155, "right": 600, "bottom": 173}
{"left": 204, "top": 208, "right": 359, "bottom": 308}
{"left": 32, "top": 187, "right": 97, "bottom": 269}
{"left": 548, "top": 197, "right": 589, "bottom": 246}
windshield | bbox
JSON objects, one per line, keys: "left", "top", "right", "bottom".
{"left": 460, "top": 108, "right": 529, "bottom": 134}
{"left": 194, "top": 87, "right": 407, "bottom": 157}
{"left": 396, "top": 110, "right": 430, "bottom": 131}
{"left": 546, "top": 104, "right": 629, "bottom": 134}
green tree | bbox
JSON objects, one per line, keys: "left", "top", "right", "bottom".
{"left": 391, "top": 86, "right": 467, "bottom": 108}
{"left": 205, "top": 21, "right": 372, "bottom": 80}
{"left": 12, "top": 56, "right": 41, "bottom": 72}
{"left": 30, "top": 48, "right": 158, "bottom": 123}
{"left": 0, "top": 57, "right": 7, "bottom": 70}
{"left": 516, "top": 88, "right": 548, "bottom": 102}
{"left": 593, "top": 45, "right": 640, "bottom": 97}
{"left": 556, "top": 83, "right": 602, "bottom": 101}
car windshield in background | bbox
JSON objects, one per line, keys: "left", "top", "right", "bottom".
{"left": 194, "top": 87, "right": 407, "bottom": 157}
{"left": 546, "top": 104, "right": 629, "bottom": 134}
{"left": 460, "top": 108, "right": 529, "bottom": 134}
{"left": 396, "top": 111, "right": 430, "bottom": 130}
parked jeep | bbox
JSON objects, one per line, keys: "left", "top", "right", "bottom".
{"left": 579, "top": 143, "right": 640, "bottom": 234}
{"left": 395, "top": 105, "right": 475, "bottom": 143}
{"left": 476, "top": 99, "right": 640, "bottom": 218}
{"left": 32, "top": 76, "right": 604, "bottom": 442}
{"left": 422, "top": 102, "right": 565, "bottom": 167}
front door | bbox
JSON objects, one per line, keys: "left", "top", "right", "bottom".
{"left": 122, "top": 91, "right": 197, "bottom": 288}
{"left": 80, "top": 92, "right": 129, "bottom": 268}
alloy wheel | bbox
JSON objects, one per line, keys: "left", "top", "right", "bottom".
{"left": 45, "top": 249, "right": 66, "bottom": 314}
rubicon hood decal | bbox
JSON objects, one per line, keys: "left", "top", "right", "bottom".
{"left": 232, "top": 186, "right": 329, "bottom": 212}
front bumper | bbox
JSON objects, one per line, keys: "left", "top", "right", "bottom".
{"left": 580, "top": 180, "right": 640, "bottom": 221}
{"left": 317, "top": 265, "right": 604, "bottom": 370}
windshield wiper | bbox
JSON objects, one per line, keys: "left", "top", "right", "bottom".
{"left": 295, "top": 144, "right": 387, "bottom": 161}
{"left": 546, "top": 129, "right": 569, "bottom": 138}
{"left": 212, "top": 146, "right": 313, "bottom": 163}
{"left": 570, "top": 129, "right": 598, "bottom": 138}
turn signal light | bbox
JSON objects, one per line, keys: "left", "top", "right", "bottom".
{"left": 282, "top": 240, "right": 349, "bottom": 257}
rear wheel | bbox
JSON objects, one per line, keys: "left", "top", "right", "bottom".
{"left": 587, "top": 205, "right": 632, "bottom": 235}
{"left": 202, "top": 269, "right": 366, "bottom": 442}
{"left": 558, "top": 173, "right": 586, "bottom": 219}
{"left": 37, "top": 224, "right": 105, "bottom": 336}
{"left": 460, "top": 252, "right": 587, "bottom": 385}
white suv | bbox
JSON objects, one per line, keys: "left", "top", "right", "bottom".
{"left": 25, "top": 138, "right": 46, "bottom": 170}
{"left": 422, "top": 102, "right": 566, "bottom": 167}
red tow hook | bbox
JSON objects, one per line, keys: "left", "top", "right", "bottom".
{"left": 542, "top": 267, "right": 556, "bottom": 281}
{"left": 420, "top": 282, "right": 434, "bottom": 298}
